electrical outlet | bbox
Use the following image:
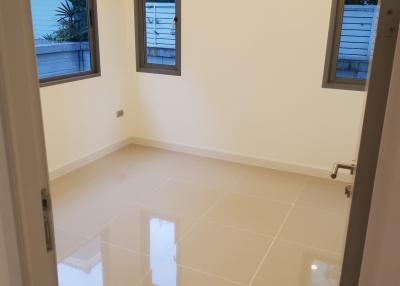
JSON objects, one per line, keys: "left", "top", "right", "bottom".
{"left": 116, "top": 109, "right": 124, "bottom": 118}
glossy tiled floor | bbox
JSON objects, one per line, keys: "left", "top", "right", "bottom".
{"left": 51, "top": 145, "right": 349, "bottom": 286}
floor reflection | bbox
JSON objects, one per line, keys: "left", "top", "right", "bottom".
{"left": 309, "top": 259, "right": 341, "bottom": 286}
{"left": 58, "top": 239, "right": 103, "bottom": 286}
{"left": 149, "top": 218, "right": 177, "bottom": 286}
{"left": 57, "top": 215, "right": 179, "bottom": 286}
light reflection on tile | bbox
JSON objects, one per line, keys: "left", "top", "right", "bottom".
{"left": 57, "top": 238, "right": 149, "bottom": 286}
{"left": 99, "top": 206, "right": 194, "bottom": 255}
{"left": 250, "top": 240, "right": 342, "bottom": 286}
{"left": 149, "top": 217, "right": 177, "bottom": 286}
{"left": 58, "top": 262, "right": 103, "bottom": 286}
{"left": 57, "top": 238, "right": 104, "bottom": 286}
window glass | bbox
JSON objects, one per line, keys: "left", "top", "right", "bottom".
{"left": 336, "top": 0, "right": 378, "bottom": 80}
{"left": 30, "top": 0, "right": 95, "bottom": 81}
{"left": 144, "top": 0, "right": 177, "bottom": 66}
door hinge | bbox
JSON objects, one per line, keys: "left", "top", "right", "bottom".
{"left": 41, "top": 188, "right": 53, "bottom": 252}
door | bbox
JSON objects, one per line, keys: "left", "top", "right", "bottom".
{"left": 358, "top": 24, "right": 400, "bottom": 285}
{"left": 0, "top": 0, "right": 58, "bottom": 285}
{"left": 338, "top": 0, "right": 400, "bottom": 285}
{"left": 0, "top": 114, "right": 25, "bottom": 286}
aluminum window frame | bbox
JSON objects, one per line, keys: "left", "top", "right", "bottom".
{"left": 323, "top": 0, "right": 372, "bottom": 91}
{"left": 134, "top": 0, "right": 181, "bottom": 76}
{"left": 38, "top": 0, "right": 101, "bottom": 87}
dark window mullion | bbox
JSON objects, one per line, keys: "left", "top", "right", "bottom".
{"left": 135, "top": 0, "right": 181, "bottom": 76}
{"left": 31, "top": 0, "right": 101, "bottom": 86}
{"left": 323, "top": 0, "right": 377, "bottom": 91}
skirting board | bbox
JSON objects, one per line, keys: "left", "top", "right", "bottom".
{"left": 48, "top": 136, "right": 352, "bottom": 182}
{"left": 48, "top": 138, "right": 132, "bottom": 180}
{"left": 130, "top": 137, "right": 353, "bottom": 182}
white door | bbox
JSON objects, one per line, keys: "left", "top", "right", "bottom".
{"left": 0, "top": 0, "right": 58, "bottom": 285}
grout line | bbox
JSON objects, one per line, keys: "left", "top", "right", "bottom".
{"left": 198, "top": 192, "right": 228, "bottom": 220}
{"left": 178, "top": 264, "right": 246, "bottom": 286}
{"left": 223, "top": 190, "right": 296, "bottom": 206}
{"left": 98, "top": 240, "right": 150, "bottom": 257}
{"left": 276, "top": 238, "right": 344, "bottom": 257}
{"left": 55, "top": 227, "right": 151, "bottom": 259}
{"left": 136, "top": 271, "right": 152, "bottom": 286}
{"left": 294, "top": 202, "right": 349, "bottom": 216}
{"left": 135, "top": 177, "right": 174, "bottom": 204}
{"left": 197, "top": 219, "right": 276, "bottom": 239}
{"left": 174, "top": 191, "right": 228, "bottom": 244}
{"left": 247, "top": 184, "right": 305, "bottom": 286}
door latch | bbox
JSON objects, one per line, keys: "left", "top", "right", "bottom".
{"left": 41, "top": 188, "right": 53, "bottom": 252}
{"left": 331, "top": 162, "right": 357, "bottom": 179}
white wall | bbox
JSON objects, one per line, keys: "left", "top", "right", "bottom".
{"left": 40, "top": 0, "right": 136, "bottom": 172}
{"left": 359, "top": 28, "right": 400, "bottom": 286}
{"left": 129, "top": 0, "right": 366, "bottom": 172}
{"left": 41, "top": 0, "right": 366, "bottom": 174}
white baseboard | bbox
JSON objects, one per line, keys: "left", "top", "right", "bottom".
{"left": 130, "top": 137, "right": 353, "bottom": 182}
{"left": 48, "top": 138, "right": 132, "bottom": 180}
{"left": 49, "top": 136, "right": 352, "bottom": 182}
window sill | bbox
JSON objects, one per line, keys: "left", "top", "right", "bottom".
{"left": 136, "top": 66, "right": 181, "bottom": 76}
{"left": 322, "top": 81, "right": 366, "bottom": 92}
{"left": 40, "top": 72, "right": 101, "bottom": 88}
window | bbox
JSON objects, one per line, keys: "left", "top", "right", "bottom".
{"left": 135, "top": 0, "right": 181, "bottom": 75}
{"left": 30, "top": 0, "right": 100, "bottom": 86}
{"left": 323, "top": 0, "right": 378, "bottom": 90}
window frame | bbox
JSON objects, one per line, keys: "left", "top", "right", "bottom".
{"left": 38, "top": 0, "right": 101, "bottom": 87}
{"left": 323, "top": 0, "right": 372, "bottom": 91}
{"left": 134, "top": 0, "right": 181, "bottom": 76}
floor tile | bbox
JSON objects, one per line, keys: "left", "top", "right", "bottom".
{"left": 140, "top": 179, "right": 223, "bottom": 218}
{"left": 250, "top": 240, "right": 342, "bottom": 286}
{"left": 113, "top": 146, "right": 190, "bottom": 179}
{"left": 52, "top": 188, "right": 126, "bottom": 238}
{"left": 57, "top": 238, "right": 149, "bottom": 286}
{"left": 297, "top": 178, "right": 350, "bottom": 213}
{"left": 232, "top": 167, "right": 308, "bottom": 203}
{"left": 139, "top": 266, "right": 242, "bottom": 286}
{"left": 176, "top": 221, "right": 272, "bottom": 284}
{"left": 113, "top": 171, "right": 170, "bottom": 205}
{"left": 99, "top": 205, "right": 194, "bottom": 255}
{"left": 177, "top": 158, "right": 247, "bottom": 192}
{"left": 278, "top": 206, "right": 347, "bottom": 253}
{"left": 52, "top": 144, "right": 350, "bottom": 286}
{"left": 203, "top": 193, "right": 291, "bottom": 236}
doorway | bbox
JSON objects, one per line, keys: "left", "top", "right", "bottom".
{"left": 1, "top": 0, "right": 400, "bottom": 286}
